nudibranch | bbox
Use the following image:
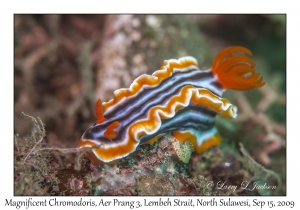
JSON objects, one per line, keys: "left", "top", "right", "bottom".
{"left": 78, "top": 46, "right": 264, "bottom": 165}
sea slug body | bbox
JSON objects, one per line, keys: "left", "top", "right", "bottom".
{"left": 77, "top": 46, "right": 264, "bottom": 165}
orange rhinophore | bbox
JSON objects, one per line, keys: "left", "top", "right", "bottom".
{"left": 95, "top": 99, "right": 106, "bottom": 124}
{"left": 104, "top": 121, "right": 119, "bottom": 139}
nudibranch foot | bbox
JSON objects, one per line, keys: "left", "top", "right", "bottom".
{"left": 173, "top": 127, "right": 222, "bottom": 154}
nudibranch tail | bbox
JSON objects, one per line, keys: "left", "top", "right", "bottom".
{"left": 211, "top": 46, "right": 264, "bottom": 91}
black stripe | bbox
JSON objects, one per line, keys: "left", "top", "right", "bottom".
{"left": 84, "top": 102, "right": 217, "bottom": 146}
{"left": 139, "top": 105, "right": 216, "bottom": 144}
{"left": 103, "top": 70, "right": 218, "bottom": 130}
{"left": 105, "top": 69, "right": 214, "bottom": 119}
{"left": 211, "top": 81, "right": 223, "bottom": 92}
